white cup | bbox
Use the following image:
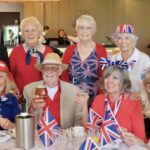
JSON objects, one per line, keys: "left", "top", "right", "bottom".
{"left": 71, "top": 126, "right": 85, "bottom": 138}
{"left": 8, "top": 128, "right": 16, "bottom": 138}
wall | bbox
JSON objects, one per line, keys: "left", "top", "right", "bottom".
{"left": 23, "top": 0, "right": 150, "bottom": 55}
{"left": 0, "top": 3, "right": 24, "bottom": 20}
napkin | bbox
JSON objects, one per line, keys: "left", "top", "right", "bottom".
{"left": 0, "top": 131, "right": 11, "bottom": 143}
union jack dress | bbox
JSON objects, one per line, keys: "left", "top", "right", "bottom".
{"left": 68, "top": 48, "right": 99, "bottom": 102}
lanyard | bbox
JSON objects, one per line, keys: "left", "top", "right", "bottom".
{"left": 104, "top": 94, "right": 123, "bottom": 116}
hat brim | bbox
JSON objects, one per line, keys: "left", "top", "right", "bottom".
{"left": 111, "top": 32, "right": 138, "bottom": 39}
{"left": 35, "top": 62, "right": 68, "bottom": 72}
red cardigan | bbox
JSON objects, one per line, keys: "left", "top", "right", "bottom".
{"left": 60, "top": 43, "right": 107, "bottom": 82}
{"left": 9, "top": 44, "right": 53, "bottom": 94}
{"left": 92, "top": 94, "right": 147, "bottom": 143}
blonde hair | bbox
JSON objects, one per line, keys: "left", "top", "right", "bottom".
{"left": 3, "top": 74, "right": 17, "bottom": 95}
{"left": 142, "top": 71, "right": 150, "bottom": 118}
{"left": 75, "top": 15, "right": 96, "bottom": 33}
{"left": 20, "top": 16, "right": 42, "bottom": 34}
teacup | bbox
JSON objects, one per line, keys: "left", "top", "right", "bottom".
{"left": 8, "top": 128, "right": 16, "bottom": 138}
{"left": 71, "top": 126, "right": 85, "bottom": 138}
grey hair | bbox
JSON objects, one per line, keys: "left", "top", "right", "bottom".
{"left": 101, "top": 66, "right": 131, "bottom": 93}
{"left": 20, "top": 16, "right": 42, "bottom": 34}
{"left": 112, "top": 33, "right": 138, "bottom": 46}
{"left": 75, "top": 15, "right": 96, "bottom": 33}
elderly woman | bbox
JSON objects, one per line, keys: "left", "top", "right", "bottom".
{"left": 9, "top": 17, "right": 53, "bottom": 97}
{"left": 77, "top": 65, "right": 147, "bottom": 147}
{"left": 91, "top": 65, "right": 147, "bottom": 146}
{"left": 61, "top": 15, "right": 107, "bottom": 107}
{"left": 0, "top": 61, "right": 20, "bottom": 130}
{"left": 141, "top": 70, "right": 150, "bottom": 140}
{"left": 108, "top": 68, "right": 150, "bottom": 149}
{"left": 111, "top": 24, "right": 150, "bottom": 92}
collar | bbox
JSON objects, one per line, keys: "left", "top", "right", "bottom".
{"left": 116, "top": 48, "right": 140, "bottom": 62}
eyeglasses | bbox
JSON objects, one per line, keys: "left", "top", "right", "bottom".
{"left": 42, "top": 65, "right": 59, "bottom": 73}
{"left": 78, "top": 26, "right": 93, "bottom": 31}
{"left": 23, "top": 29, "right": 37, "bottom": 34}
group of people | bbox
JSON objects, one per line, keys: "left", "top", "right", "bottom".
{"left": 0, "top": 14, "right": 149, "bottom": 149}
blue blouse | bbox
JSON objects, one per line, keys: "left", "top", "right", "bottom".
{"left": 0, "top": 93, "right": 20, "bottom": 130}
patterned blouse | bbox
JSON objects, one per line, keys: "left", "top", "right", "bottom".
{"left": 68, "top": 48, "right": 99, "bottom": 102}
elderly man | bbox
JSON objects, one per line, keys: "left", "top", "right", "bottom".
{"left": 23, "top": 53, "right": 83, "bottom": 129}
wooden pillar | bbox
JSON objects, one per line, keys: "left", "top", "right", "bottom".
{"left": 23, "top": 2, "right": 44, "bottom": 25}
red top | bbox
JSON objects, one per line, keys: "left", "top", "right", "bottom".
{"left": 92, "top": 94, "right": 147, "bottom": 143}
{"left": 60, "top": 43, "right": 107, "bottom": 82}
{"left": 44, "top": 86, "right": 61, "bottom": 125}
{"left": 9, "top": 44, "right": 53, "bottom": 94}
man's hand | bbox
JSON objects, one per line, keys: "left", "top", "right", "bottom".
{"left": 29, "top": 95, "right": 46, "bottom": 113}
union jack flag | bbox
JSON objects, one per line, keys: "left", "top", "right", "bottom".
{"left": 87, "top": 108, "right": 103, "bottom": 130}
{"left": 100, "top": 105, "right": 123, "bottom": 147}
{"left": 99, "top": 57, "right": 129, "bottom": 71}
{"left": 37, "top": 107, "right": 61, "bottom": 147}
{"left": 79, "top": 137, "right": 99, "bottom": 150}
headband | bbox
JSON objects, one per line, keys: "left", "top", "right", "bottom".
{"left": 99, "top": 57, "right": 130, "bottom": 71}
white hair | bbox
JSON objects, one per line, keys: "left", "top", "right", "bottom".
{"left": 112, "top": 33, "right": 138, "bottom": 45}
{"left": 75, "top": 15, "right": 96, "bottom": 33}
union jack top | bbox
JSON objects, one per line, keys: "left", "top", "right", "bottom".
{"left": 69, "top": 48, "right": 99, "bottom": 101}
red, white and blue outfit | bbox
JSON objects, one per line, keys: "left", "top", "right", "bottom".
{"left": 92, "top": 94, "right": 147, "bottom": 143}
{"left": 110, "top": 48, "right": 150, "bottom": 92}
{"left": 61, "top": 44, "right": 107, "bottom": 103}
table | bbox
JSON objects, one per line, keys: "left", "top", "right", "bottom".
{"left": 0, "top": 131, "right": 85, "bottom": 150}
{"left": 0, "top": 131, "right": 149, "bottom": 150}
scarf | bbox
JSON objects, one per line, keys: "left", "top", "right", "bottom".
{"left": 25, "top": 44, "right": 43, "bottom": 65}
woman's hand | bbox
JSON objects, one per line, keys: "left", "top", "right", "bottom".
{"left": 13, "top": 88, "right": 22, "bottom": 100}
{"left": 123, "top": 130, "right": 145, "bottom": 146}
{"left": 0, "top": 117, "right": 15, "bottom": 129}
{"left": 125, "top": 92, "right": 141, "bottom": 101}
{"left": 75, "top": 90, "right": 89, "bottom": 128}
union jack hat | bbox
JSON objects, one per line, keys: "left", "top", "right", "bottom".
{"left": 112, "top": 24, "right": 137, "bottom": 38}
{"left": 116, "top": 24, "right": 135, "bottom": 34}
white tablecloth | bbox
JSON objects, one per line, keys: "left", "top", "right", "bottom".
{"left": 0, "top": 131, "right": 149, "bottom": 150}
